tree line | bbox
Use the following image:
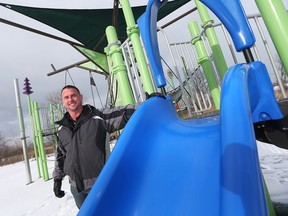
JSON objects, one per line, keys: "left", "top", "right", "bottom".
{"left": 0, "top": 132, "right": 33, "bottom": 160}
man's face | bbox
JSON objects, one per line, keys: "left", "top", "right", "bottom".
{"left": 61, "top": 88, "right": 83, "bottom": 112}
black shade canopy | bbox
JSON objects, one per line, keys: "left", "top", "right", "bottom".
{"left": 0, "top": 0, "right": 190, "bottom": 52}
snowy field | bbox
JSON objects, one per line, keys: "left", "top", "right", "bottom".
{"left": 0, "top": 141, "right": 287, "bottom": 216}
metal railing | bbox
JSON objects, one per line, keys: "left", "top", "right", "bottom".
{"left": 110, "top": 12, "right": 287, "bottom": 118}
{"left": 213, "top": 13, "right": 287, "bottom": 98}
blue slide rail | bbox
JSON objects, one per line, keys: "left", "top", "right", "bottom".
{"left": 78, "top": 0, "right": 283, "bottom": 215}
{"left": 200, "top": 0, "right": 255, "bottom": 52}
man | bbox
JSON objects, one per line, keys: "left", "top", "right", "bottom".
{"left": 52, "top": 85, "right": 137, "bottom": 209}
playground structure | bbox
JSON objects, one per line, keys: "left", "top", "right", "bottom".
{"left": 2, "top": 0, "right": 287, "bottom": 111}
{"left": 78, "top": 0, "right": 288, "bottom": 215}
{"left": 96, "top": 0, "right": 288, "bottom": 123}
{"left": 3, "top": 0, "right": 287, "bottom": 115}
{"left": 4, "top": 0, "right": 288, "bottom": 215}
{"left": 101, "top": 0, "right": 288, "bottom": 147}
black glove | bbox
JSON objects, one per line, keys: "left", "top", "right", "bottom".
{"left": 145, "top": 92, "right": 166, "bottom": 100}
{"left": 53, "top": 179, "right": 65, "bottom": 198}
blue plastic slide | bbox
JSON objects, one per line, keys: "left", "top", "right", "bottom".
{"left": 78, "top": 62, "right": 282, "bottom": 216}
{"left": 78, "top": 0, "right": 284, "bottom": 215}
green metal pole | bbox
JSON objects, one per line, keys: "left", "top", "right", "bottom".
{"left": 189, "top": 21, "right": 221, "bottom": 110}
{"left": 120, "top": 0, "right": 155, "bottom": 94}
{"left": 194, "top": 0, "right": 228, "bottom": 79}
{"left": 33, "top": 102, "right": 49, "bottom": 181}
{"left": 32, "top": 102, "right": 42, "bottom": 178}
{"left": 106, "top": 26, "right": 135, "bottom": 105}
{"left": 57, "top": 104, "right": 63, "bottom": 120}
{"left": 255, "top": 0, "right": 288, "bottom": 75}
{"left": 49, "top": 104, "right": 58, "bottom": 147}
{"left": 27, "top": 95, "right": 41, "bottom": 178}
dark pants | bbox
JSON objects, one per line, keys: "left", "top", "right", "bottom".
{"left": 70, "top": 185, "right": 91, "bottom": 209}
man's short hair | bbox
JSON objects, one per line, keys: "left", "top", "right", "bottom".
{"left": 61, "top": 85, "right": 80, "bottom": 94}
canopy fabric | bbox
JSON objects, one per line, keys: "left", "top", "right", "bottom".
{"left": 0, "top": 0, "right": 190, "bottom": 53}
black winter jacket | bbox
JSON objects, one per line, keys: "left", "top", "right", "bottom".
{"left": 53, "top": 104, "right": 136, "bottom": 192}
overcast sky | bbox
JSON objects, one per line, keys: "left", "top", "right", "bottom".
{"left": 0, "top": 0, "right": 286, "bottom": 140}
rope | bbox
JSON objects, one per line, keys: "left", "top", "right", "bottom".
{"left": 64, "top": 69, "right": 75, "bottom": 86}
{"left": 89, "top": 72, "right": 96, "bottom": 107}
{"left": 90, "top": 72, "right": 104, "bottom": 108}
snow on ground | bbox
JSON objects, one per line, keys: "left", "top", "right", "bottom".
{"left": 0, "top": 155, "right": 78, "bottom": 216}
{"left": 257, "top": 142, "right": 288, "bottom": 204}
{"left": 0, "top": 141, "right": 287, "bottom": 216}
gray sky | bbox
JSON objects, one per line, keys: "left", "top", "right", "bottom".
{"left": 0, "top": 0, "right": 285, "bottom": 140}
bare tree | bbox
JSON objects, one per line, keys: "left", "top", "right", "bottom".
{"left": 46, "top": 89, "right": 62, "bottom": 107}
{"left": 0, "top": 132, "right": 10, "bottom": 159}
{"left": 9, "top": 137, "right": 23, "bottom": 156}
{"left": 0, "top": 132, "right": 9, "bottom": 146}
{"left": 45, "top": 90, "right": 65, "bottom": 123}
